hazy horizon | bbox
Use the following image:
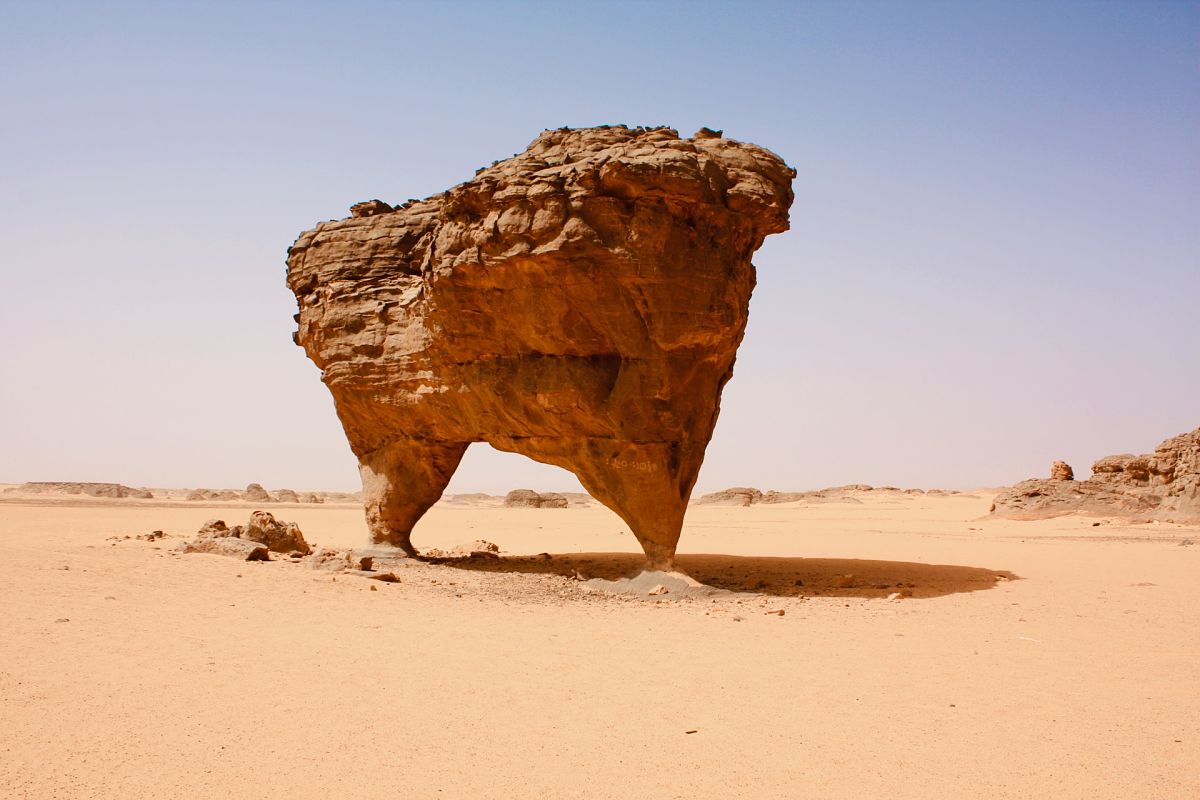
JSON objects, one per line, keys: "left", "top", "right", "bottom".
{"left": 2, "top": 1, "right": 1197, "bottom": 495}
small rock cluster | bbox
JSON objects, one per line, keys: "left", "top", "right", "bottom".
{"left": 179, "top": 511, "right": 312, "bottom": 561}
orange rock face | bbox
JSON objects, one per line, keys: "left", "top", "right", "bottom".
{"left": 286, "top": 125, "right": 795, "bottom": 567}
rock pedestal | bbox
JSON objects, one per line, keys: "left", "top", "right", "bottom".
{"left": 287, "top": 125, "right": 795, "bottom": 567}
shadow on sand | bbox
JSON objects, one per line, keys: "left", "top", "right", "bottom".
{"left": 428, "top": 552, "right": 1018, "bottom": 599}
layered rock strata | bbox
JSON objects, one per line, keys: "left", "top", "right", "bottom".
{"left": 991, "top": 427, "right": 1200, "bottom": 522}
{"left": 287, "top": 125, "right": 795, "bottom": 567}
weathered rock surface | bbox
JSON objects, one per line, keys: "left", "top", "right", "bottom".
{"left": 4, "top": 482, "right": 153, "bottom": 499}
{"left": 287, "top": 125, "right": 795, "bottom": 567}
{"left": 244, "top": 483, "right": 272, "bottom": 502}
{"left": 181, "top": 512, "right": 311, "bottom": 557}
{"left": 450, "top": 539, "right": 501, "bottom": 557}
{"left": 694, "top": 487, "right": 763, "bottom": 506}
{"left": 1050, "top": 461, "right": 1074, "bottom": 481}
{"left": 242, "top": 510, "right": 311, "bottom": 554}
{"left": 185, "top": 489, "right": 240, "bottom": 501}
{"left": 304, "top": 493, "right": 324, "bottom": 504}
{"left": 273, "top": 489, "right": 300, "bottom": 503}
{"left": 182, "top": 537, "right": 269, "bottom": 561}
{"left": 991, "top": 427, "right": 1200, "bottom": 522}
{"left": 503, "top": 489, "right": 569, "bottom": 509}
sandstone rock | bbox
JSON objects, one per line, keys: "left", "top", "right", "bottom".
{"left": 274, "top": 489, "right": 300, "bottom": 503}
{"left": 449, "top": 539, "right": 500, "bottom": 557}
{"left": 182, "top": 537, "right": 270, "bottom": 561}
{"left": 186, "top": 489, "right": 240, "bottom": 501}
{"left": 306, "top": 547, "right": 355, "bottom": 570}
{"left": 244, "top": 483, "right": 272, "bottom": 502}
{"left": 10, "top": 482, "right": 152, "bottom": 499}
{"left": 304, "top": 493, "right": 324, "bottom": 504}
{"left": 287, "top": 125, "right": 794, "bottom": 568}
{"left": 992, "top": 427, "right": 1200, "bottom": 523}
{"left": 350, "top": 199, "right": 393, "bottom": 218}
{"left": 242, "top": 510, "right": 311, "bottom": 554}
{"left": 197, "top": 519, "right": 229, "bottom": 536}
{"left": 694, "top": 487, "right": 763, "bottom": 507}
{"left": 503, "top": 489, "right": 569, "bottom": 509}
{"left": 1051, "top": 461, "right": 1074, "bottom": 481}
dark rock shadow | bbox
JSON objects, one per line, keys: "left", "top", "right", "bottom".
{"left": 429, "top": 552, "right": 1018, "bottom": 599}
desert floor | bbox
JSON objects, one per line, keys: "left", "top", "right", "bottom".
{"left": 1, "top": 490, "right": 1196, "bottom": 799}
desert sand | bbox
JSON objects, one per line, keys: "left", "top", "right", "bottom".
{"left": 1, "top": 489, "right": 1196, "bottom": 799}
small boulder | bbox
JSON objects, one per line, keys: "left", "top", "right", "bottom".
{"left": 197, "top": 519, "right": 229, "bottom": 536}
{"left": 243, "top": 510, "right": 310, "bottom": 554}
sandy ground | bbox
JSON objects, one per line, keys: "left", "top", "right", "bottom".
{"left": 1, "top": 490, "right": 1196, "bottom": 799}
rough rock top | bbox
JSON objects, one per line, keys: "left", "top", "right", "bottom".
{"left": 992, "top": 427, "right": 1200, "bottom": 523}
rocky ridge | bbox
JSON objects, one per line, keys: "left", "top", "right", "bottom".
{"left": 990, "top": 427, "right": 1200, "bottom": 523}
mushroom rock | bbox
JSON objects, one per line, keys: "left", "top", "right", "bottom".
{"left": 286, "top": 125, "right": 795, "bottom": 568}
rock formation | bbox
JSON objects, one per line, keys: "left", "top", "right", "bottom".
{"left": 273, "top": 489, "right": 300, "bottom": 503}
{"left": 185, "top": 488, "right": 240, "bottom": 501}
{"left": 991, "top": 427, "right": 1200, "bottom": 522}
{"left": 287, "top": 125, "right": 795, "bottom": 567}
{"left": 179, "top": 512, "right": 311, "bottom": 558}
{"left": 1050, "top": 461, "right": 1074, "bottom": 481}
{"left": 244, "top": 483, "right": 272, "bottom": 502}
{"left": 503, "top": 489, "right": 569, "bottom": 509}
{"left": 5, "top": 482, "right": 153, "bottom": 499}
{"left": 694, "top": 487, "right": 763, "bottom": 507}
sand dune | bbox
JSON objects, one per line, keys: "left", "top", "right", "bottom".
{"left": 0, "top": 490, "right": 1196, "bottom": 799}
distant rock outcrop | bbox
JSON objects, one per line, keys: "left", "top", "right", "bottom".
{"left": 692, "top": 485, "right": 926, "bottom": 507}
{"left": 991, "top": 427, "right": 1200, "bottom": 522}
{"left": 273, "top": 489, "right": 300, "bottom": 503}
{"left": 244, "top": 483, "right": 272, "bottom": 502}
{"left": 694, "top": 487, "right": 763, "bottom": 507}
{"left": 185, "top": 489, "right": 240, "bottom": 501}
{"left": 1050, "top": 461, "right": 1074, "bottom": 481}
{"left": 4, "top": 482, "right": 153, "bottom": 499}
{"left": 504, "top": 490, "right": 569, "bottom": 509}
{"left": 287, "top": 125, "right": 795, "bottom": 568}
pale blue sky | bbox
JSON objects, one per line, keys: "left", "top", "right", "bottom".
{"left": 1, "top": 1, "right": 1197, "bottom": 493}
